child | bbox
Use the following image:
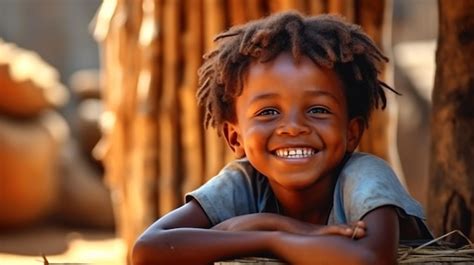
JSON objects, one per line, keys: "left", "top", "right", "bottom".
{"left": 132, "top": 11, "right": 431, "bottom": 265}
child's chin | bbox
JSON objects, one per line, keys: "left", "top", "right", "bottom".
{"left": 274, "top": 175, "right": 322, "bottom": 190}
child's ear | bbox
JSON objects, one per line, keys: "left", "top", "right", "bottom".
{"left": 222, "top": 122, "right": 245, "bottom": 158}
{"left": 347, "top": 117, "right": 364, "bottom": 152}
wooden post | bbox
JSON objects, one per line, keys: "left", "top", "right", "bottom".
{"left": 428, "top": 0, "right": 474, "bottom": 243}
{"left": 93, "top": 0, "right": 131, "bottom": 255}
{"left": 158, "top": 0, "right": 181, "bottom": 215}
{"left": 356, "top": 0, "right": 406, "bottom": 185}
{"left": 228, "top": 0, "right": 247, "bottom": 25}
{"left": 180, "top": 0, "right": 205, "bottom": 194}
{"left": 129, "top": 0, "right": 160, "bottom": 242}
{"left": 203, "top": 0, "right": 229, "bottom": 180}
{"left": 307, "top": 0, "right": 326, "bottom": 15}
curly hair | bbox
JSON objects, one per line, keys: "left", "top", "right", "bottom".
{"left": 197, "top": 10, "right": 398, "bottom": 131}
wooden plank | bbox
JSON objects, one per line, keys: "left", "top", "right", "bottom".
{"left": 128, "top": 0, "right": 160, "bottom": 242}
{"left": 246, "top": 0, "right": 265, "bottom": 20}
{"left": 120, "top": 0, "right": 143, "bottom": 255}
{"left": 269, "top": 0, "right": 305, "bottom": 12}
{"left": 328, "top": 0, "right": 354, "bottom": 20}
{"left": 307, "top": 0, "right": 326, "bottom": 15}
{"left": 356, "top": 0, "right": 405, "bottom": 186}
{"left": 95, "top": 0, "right": 128, "bottom": 250}
{"left": 328, "top": 0, "right": 344, "bottom": 15}
{"left": 180, "top": 0, "right": 205, "bottom": 194}
{"left": 228, "top": 0, "right": 247, "bottom": 25}
{"left": 203, "top": 0, "right": 228, "bottom": 180}
{"left": 159, "top": 0, "right": 181, "bottom": 215}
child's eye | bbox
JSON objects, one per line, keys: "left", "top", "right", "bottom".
{"left": 308, "top": 107, "right": 330, "bottom": 114}
{"left": 257, "top": 108, "right": 279, "bottom": 116}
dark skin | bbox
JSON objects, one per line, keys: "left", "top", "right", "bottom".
{"left": 133, "top": 201, "right": 398, "bottom": 265}
{"left": 132, "top": 53, "right": 400, "bottom": 265}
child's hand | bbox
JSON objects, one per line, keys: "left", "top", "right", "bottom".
{"left": 311, "top": 221, "right": 366, "bottom": 239}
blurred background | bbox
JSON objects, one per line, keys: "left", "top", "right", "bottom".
{"left": 0, "top": 0, "right": 439, "bottom": 264}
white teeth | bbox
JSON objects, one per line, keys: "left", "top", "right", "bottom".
{"left": 275, "top": 147, "right": 315, "bottom": 158}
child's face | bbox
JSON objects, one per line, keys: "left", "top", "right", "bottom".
{"left": 224, "top": 52, "right": 362, "bottom": 190}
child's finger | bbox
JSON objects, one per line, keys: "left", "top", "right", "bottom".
{"left": 350, "top": 220, "right": 366, "bottom": 229}
{"left": 355, "top": 220, "right": 366, "bottom": 229}
{"left": 351, "top": 222, "right": 367, "bottom": 239}
{"left": 314, "top": 224, "right": 353, "bottom": 236}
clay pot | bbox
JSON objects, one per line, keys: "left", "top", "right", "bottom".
{"left": 0, "top": 41, "right": 68, "bottom": 117}
{"left": 57, "top": 141, "right": 114, "bottom": 228}
{"left": 0, "top": 111, "right": 67, "bottom": 228}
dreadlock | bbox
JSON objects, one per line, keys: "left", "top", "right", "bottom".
{"left": 197, "top": 10, "right": 398, "bottom": 131}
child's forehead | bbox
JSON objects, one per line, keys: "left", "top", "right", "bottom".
{"left": 248, "top": 53, "right": 312, "bottom": 73}
{"left": 245, "top": 52, "right": 342, "bottom": 85}
{"left": 239, "top": 52, "right": 346, "bottom": 102}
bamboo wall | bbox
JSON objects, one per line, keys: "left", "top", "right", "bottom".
{"left": 92, "top": 0, "right": 397, "bottom": 261}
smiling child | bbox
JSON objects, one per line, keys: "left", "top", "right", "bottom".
{"left": 132, "top": 11, "right": 431, "bottom": 265}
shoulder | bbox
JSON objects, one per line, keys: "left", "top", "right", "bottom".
{"left": 186, "top": 158, "right": 256, "bottom": 198}
{"left": 184, "top": 158, "right": 259, "bottom": 225}
{"left": 334, "top": 152, "right": 425, "bottom": 222}
{"left": 205, "top": 158, "right": 258, "bottom": 189}
{"left": 342, "top": 152, "right": 394, "bottom": 174}
{"left": 337, "top": 152, "right": 398, "bottom": 193}
{"left": 221, "top": 158, "right": 257, "bottom": 179}
{"left": 338, "top": 152, "right": 399, "bottom": 188}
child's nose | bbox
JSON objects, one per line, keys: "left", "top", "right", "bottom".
{"left": 275, "top": 113, "right": 311, "bottom": 136}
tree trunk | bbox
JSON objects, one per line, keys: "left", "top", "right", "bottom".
{"left": 428, "top": 0, "right": 474, "bottom": 244}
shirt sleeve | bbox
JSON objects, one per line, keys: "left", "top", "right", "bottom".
{"left": 335, "top": 153, "right": 426, "bottom": 223}
{"left": 184, "top": 159, "right": 257, "bottom": 226}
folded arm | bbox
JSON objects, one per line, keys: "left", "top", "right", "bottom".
{"left": 271, "top": 206, "right": 399, "bottom": 265}
{"left": 132, "top": 200, "right": 275, "bottom": 265}
{"left": 212, "top": 212, "right": 366, "bottom": 238}
{"left": 132, "top": 200, "right": 398, "bottom": 265}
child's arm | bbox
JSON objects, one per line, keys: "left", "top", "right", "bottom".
{"left": 270, "top": 206, "right": 399, "bottom": 265}
{"left": 132, "top": 199, "right": 276, "bottom": 265}
{"left": 212, "top": 212, "right": 366, "bottom": 238}
{"left": 131, "top": 199, "right": 360, "bottom": 265}
{"left": 133, "top": 200, "right": 398, "bottom": 265}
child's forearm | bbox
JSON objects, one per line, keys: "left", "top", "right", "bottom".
{"left": 212, "top": 213, "right": 364, "bottom": 238}
{"left": 270, "top": 232, "right": 378, "bottom": 265}
{"left": 212, "top": 213, "right": 311, "bottom": 233}
{"left": 268, "top": 207, "right": 400, "bottom": 265}
{"left": 132, "top": 228, "right": 373, "bottom": 265}
{"left": 132, "top": 228, "right": 275, "bottom": 265}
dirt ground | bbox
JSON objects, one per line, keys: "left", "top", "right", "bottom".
{"left": 0, "top": 223, "right": 126, "bottom": 265}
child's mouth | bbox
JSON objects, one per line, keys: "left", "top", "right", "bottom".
{"left": 274, "top": 147, "right": 316, "bottom": 159}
